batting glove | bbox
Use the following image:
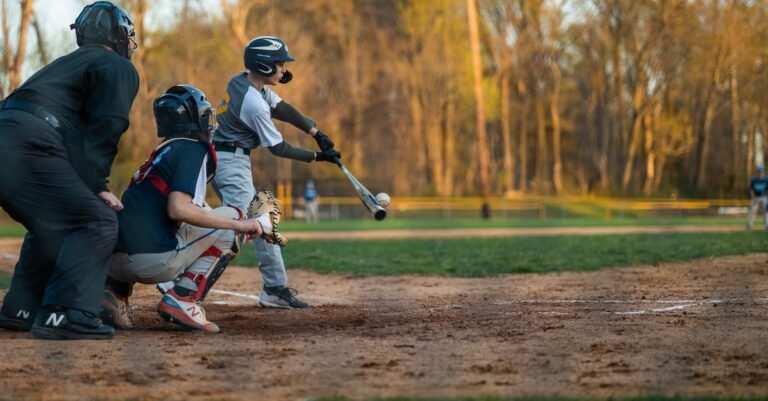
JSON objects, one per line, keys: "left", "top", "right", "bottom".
{"left": 314, "top": 130, "right": 335, "bottom": 152}
{"left": 315, "top": 149, "right": 341, "bottom": 163}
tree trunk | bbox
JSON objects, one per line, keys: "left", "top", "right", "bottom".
{"left": 7, "top": 0, "right": 34, "bottom": 92}
{"left": 621, "top": 83, "right": 646, "bottom": 191}
{"left": 31, "top": 15, "right": 47, "bottom": 65}
{"left": 467, "top": 0, "right": 491, "bottom": 217}
{"left": 1, "top": 0, "right": 10, "bottom": 97}
{"left": 642, "top": 111, "right": 655, "bottom": 196}
{"left": 501, "top": 71, "right": 515, "bottom": 194}
{"left": 444, "top": 99, "right": 456, "bottom": 196}
{"left": 518, "top": 78, "right": 529, "bottom": 192}
{"left": 613, "top": 38, "right": 628, "bottom": 162}
{"left": 730, "top": 64, "right": 740, "bottom": 190}
{"left": 534, "top": 91, "right": 548, "bottom": 189}
{"left": 549, "top": 63, "right": 563, "bottom": 194}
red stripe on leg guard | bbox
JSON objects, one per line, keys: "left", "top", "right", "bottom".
{"left": 181, "top": 272, "right": 208, "bottom": 301}
{"left": 200, "top": 246, "right": 223, "bottom": 258}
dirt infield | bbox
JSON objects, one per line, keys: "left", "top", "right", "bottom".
{"left": 0, "top": 236, "right": 767, "bottom": 400}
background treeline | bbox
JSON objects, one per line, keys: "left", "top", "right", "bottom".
{"left": 2, "top": 0, "right": 768, "bottom": 199}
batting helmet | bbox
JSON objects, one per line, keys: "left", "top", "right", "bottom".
{"left": 153, "top": 85, "right": 217, "bottom": 143}
{"left": 70, "top": 1, "right": 137, "bottom": 60}
{"left": 244, "top": 36, "right": 295, "bottom": 84}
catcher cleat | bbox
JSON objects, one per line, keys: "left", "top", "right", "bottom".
{"left": 247, "top": 189, "right": 288, "bottom": 247}
{"left": 31, "top": 307, "right": 115, "bottom": 340}
{"left": 100, "top": 287, "right": 133, "bottom": 330}
{"left": 157, "top": 289, "right": 220, "bottom": 334}
{"left": 259, "top": 286, "right": 309, "bottom": 309}
{"left": 156, "top": 280, "right": 175, "bottom": 295}
{"left": 0, "top": 305, "right": 35, "bottom": 331}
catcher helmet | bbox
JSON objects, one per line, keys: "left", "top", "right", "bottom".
{"left": 70, "top": 1, "right": 137, "bottom": 60}
{"left": 244, "top": 36, "right": 295, "bottom": 84}
{"left": 153, "top": 85, "right": 217, "bottom": 143}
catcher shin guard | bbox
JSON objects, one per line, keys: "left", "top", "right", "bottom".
{"left": 183, "top": 243, "right": 239, "bottom": 303}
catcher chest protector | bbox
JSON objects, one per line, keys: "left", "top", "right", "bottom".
{"left": 244, "top": 36, "right": 295, "bottom": 84}
{"left": 70, "top": 1, "right": 137, "bottom": 60}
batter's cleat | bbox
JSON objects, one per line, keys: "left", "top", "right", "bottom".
{"left": 157, "top": 289, "right": 220, "bottom": 334}
{"left": 31, "top": 307, "right": 115, "bottom": 340}
{"left": 259, "top": 286, "right": 309, "bottom": 309}
{"left": 100, "top": 287, "right": 133, "bottom": 330}
{"left": 0, "top": 305, "right": 35, "bottom": 331}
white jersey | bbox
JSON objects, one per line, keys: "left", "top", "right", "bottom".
{"left": 214, "top": 72, "right": 284, "bottom": 149}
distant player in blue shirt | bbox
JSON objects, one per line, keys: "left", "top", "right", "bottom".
{"left": 303, "top": 179, "right": 319, "bottom": 223}
{"left": 747, "top": 165, "right": 768, "bottom": 230}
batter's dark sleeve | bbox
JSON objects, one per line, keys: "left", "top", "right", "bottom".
{"left": 271, "top": 101, "right": 316, "bottom": 133}
{"left": 80, "top": 58, "right": 140, "bottom": 193}
{"left": 268, "top": 140, "right": 316, "bottom": 162}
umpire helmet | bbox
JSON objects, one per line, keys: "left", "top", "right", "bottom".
{"left": 70, "top": 1, "right": 137, "bottom": 60}
{"left": 153, "top": 85, "right": 217, "bottom": 143}
{"left": 244, "top": 36, "right": 295, "bottom": 84}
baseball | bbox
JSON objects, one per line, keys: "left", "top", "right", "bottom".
{"left": 376, "top": 192, "right": 391, "bottom": 208}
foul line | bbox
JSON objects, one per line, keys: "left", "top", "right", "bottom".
{"left": 209, "top": 289, "right": 748, "bottom": 315}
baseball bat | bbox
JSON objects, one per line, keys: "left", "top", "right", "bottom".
{"left": 334, "top": 158, "right": 386, "bottom": 221}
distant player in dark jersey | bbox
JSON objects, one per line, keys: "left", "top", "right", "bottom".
{"left": 747, "top": 165, "right": 768, "bottom": 230}
{"left": 0, "top": 1, "right": 139, "bottom": 340}
{"left": 101, "top": 85, "right": 265, "bottom": 334}
{"left": 204, "top": 36, "right": 340, "bottom": 309}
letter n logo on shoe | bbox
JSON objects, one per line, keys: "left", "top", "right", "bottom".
{"left": 16, "top": 309, "right": 30, "bottom": 319}
{"left": 186, "top": 306, "right": 200, "bottom": 317}
{"left": 45, "top": 313, "right": 65, "bottom": 327}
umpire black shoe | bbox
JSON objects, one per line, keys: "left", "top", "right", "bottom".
{"left": 259, "top": 286, "right": 309, "bottom": 309}
{"left": 31, "top": 307, "right": 115, "bottom": 340}
{"left": 0, "top": 305, "right": 35, "bottom": 331}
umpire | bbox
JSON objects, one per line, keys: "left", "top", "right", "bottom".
{"left": 0, "top": 1, "right": 139, "bottom": 340}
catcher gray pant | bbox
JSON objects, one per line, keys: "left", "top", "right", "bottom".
{"left": 108, "top": 207, "right": 239, "bottom": 288}
{"left": 0, "top": 110, "right": 117, "bottom": 316}
{"left": 211, "top": 149, "right": 288, "bottom": 288}
{"left": 747, "top": 196, "right": 768, "bottom": 228}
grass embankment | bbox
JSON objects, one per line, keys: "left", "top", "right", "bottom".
{"left": 235, "top": 231, "right": 768, "bottom": 277}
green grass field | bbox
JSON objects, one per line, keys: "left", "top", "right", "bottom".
{"left": 0, "top": 216, "right": 746, "bottom": 237}
{"left": 229, "top": 231, "right": 767, "bottom": 277}
{"left": 0, "top": 271, "right": 9, "bottom": 289}
{"left": 0, "top": 225, "right": 26, "bottom": 238}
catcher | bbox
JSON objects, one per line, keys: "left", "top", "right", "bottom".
{"left": 101, "top": 85, "right": 275, "bottom": 334}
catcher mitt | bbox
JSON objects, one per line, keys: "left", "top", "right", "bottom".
{"left": 247, "top": 189, "right": 287, "bottom": 247}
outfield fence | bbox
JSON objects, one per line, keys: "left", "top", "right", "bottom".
{"left": 283, "top": 196, "right": 752, "bottom": 220}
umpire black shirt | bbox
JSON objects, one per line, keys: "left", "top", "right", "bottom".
{"left": 6, "top": 44, "right": 139, "bottom": 193}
